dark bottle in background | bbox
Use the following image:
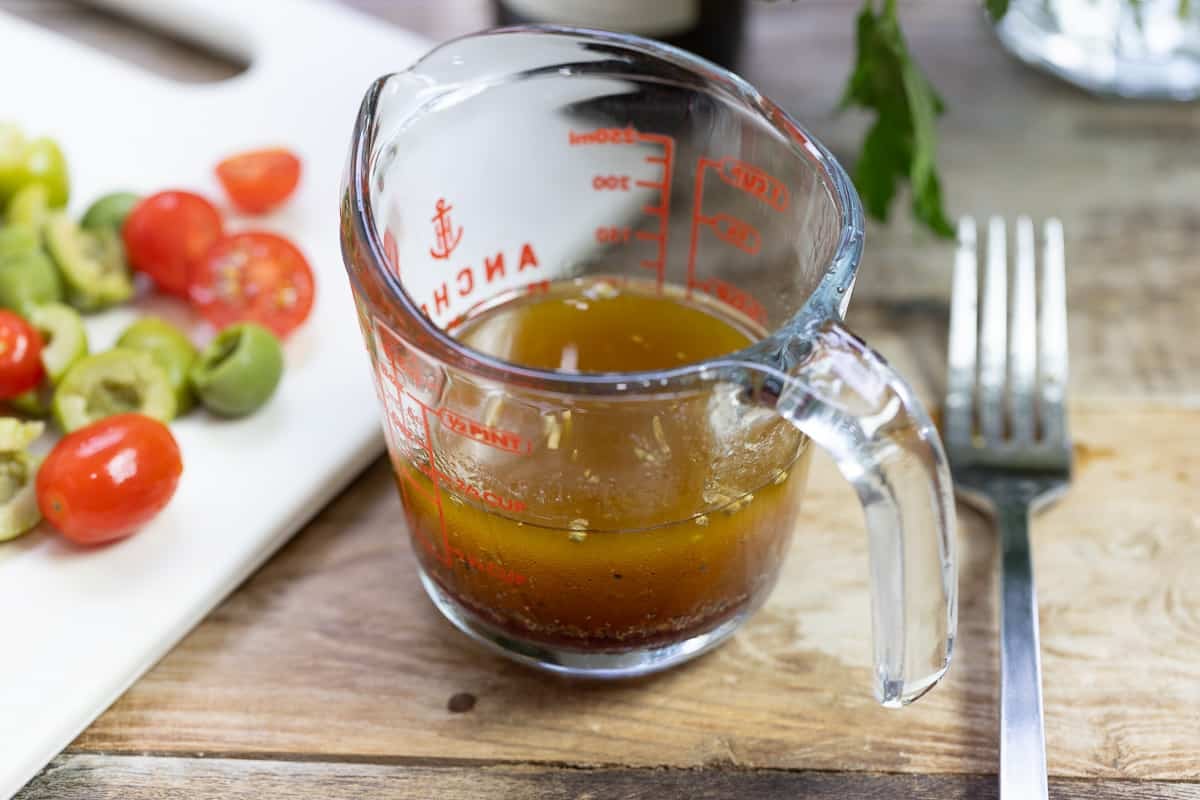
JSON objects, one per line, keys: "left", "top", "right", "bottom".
{"left": 492, "top": 0, "right": 749, "bottom": 69}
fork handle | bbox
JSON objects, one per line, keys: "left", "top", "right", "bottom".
{"left": 997, "top": 497, "right": 1049, "bottom": 799}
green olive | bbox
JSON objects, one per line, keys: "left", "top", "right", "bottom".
{"left": 0, "top": 417, "right": 44, "bottom": 541}
{"left": 81, "top": 191, "right": 141, "bottom": 231}
{"left": 0, "top": 124, "right": 27, "bottom": 206}
{"left": 190, "top": 323, "right": 284, "bottom": 418}
{"left": 117, "top": 317, "right": 197, "bottom": 414}
{"left": 6, "top": 183, "right": 50, "bottom": 231}
{"left": 44, "top": 213, "right": 132, "bottom": 311}
{"left": 0, "top": 225, "right": 38, "bottom": 263}
{"left": 0, "top": 450, "right": 41, "bottom": 542}
{"left": 0, "top": 249, "right": 65, "bottom": 317}
{"left": 53, "top": 348, "right": 176, "bottom": 433}
{"left": 30, "top": 303, "right": 88, "bottom": 383}
{"left": 19, "top": 137, "right": 69, "bottom": 209}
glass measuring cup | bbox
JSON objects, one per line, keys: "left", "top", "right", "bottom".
{"left": 340, "top": 27, "right": 956, "bottom": 706}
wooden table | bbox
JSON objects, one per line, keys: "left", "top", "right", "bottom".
{"left": 9, "top": 1, "right": 1200, "bottom": 797}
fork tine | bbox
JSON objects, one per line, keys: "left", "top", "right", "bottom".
{"left": 1039, "top": 218, "right": 1069, "bottom": 446}
{"left": 979, "top": 216, "right": 1008, "bottom": 443}
{"left": 1009, "top": 217, "right": 1037, "bottom": 442}
{"left": 946, "top": 217, "right": 978, "bottom": 446}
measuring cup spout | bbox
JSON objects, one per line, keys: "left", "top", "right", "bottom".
{"left": 738, "top": 318, "right": 958, "bottom": 707}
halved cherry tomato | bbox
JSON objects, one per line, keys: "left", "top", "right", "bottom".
{"left": 215, "top": 148, "right": 301, "bottom": 214}
{"left": 122, "top": 190, "right": 223, "bottom": 297}
{"left": 0, "top": 310, "right": 44, "bottom": 398}
{"left": 37, "top": 413, "right": 182, "bottom": 545}
{"left": 188, "top": 231, "right": 315, "bottom": 338}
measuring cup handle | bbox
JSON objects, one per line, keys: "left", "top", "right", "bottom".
{"left": 752, "top": 318, "right": 957, "bottom": 707}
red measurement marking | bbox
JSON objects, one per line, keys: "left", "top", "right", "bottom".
{"left": 570, "top": 127, "right": 675, "bottom": 287}
{"left": 692, "top": 277, "right": 768, "bottom": 326}
{"left": 635, "top": 132, "right": 674, "bottom": 289}
{"left": 383, "top": 227, "right": 400, "bottom": 276}
{"left": 416, "top": 399, "right": 453, "bottom": 566}
{"left": 437, "top": 408, "right": 531, "bottom": 454}
{"left": 428, "top": 198, "right": 462, "bottom": 260}
{"left": 717, "top": 158, "right": 790, "bottom": 212}
{"left": 374, "top": 319, "right": 439, "bottom": 393}
{"left": 373, "top": 323, "right": 532, "bottom": 586}
{"left": 447, "top": 543, "right": 528, "bottom": 586}
{"left": 568, "top": 126, "right": 639, "bottom": 145}
{"left": 596, "top": 226, "right": 633, "bottom": 244}
{"left": 701, "top": 213, "right": 762, "bottom": 255}
{"left": 687, "top": 158, "right": 709, "bottom": 292}
{"left": 592, "top": 175, "right": 631, "bottom": 191}
{"left": 394, "top": 459, "right": 441, "bottom": 559}
{"left": 394, "top": 459, "right": 528, "bottom": 586}
{"left": 428, "top": 468, "right": 528, "bottom": 514}
{"left": 687, "top": 157, "right": 769, "bottom": 297}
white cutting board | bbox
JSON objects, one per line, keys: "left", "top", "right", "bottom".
{"left": 0, "top": 2, "right": 429, "bottom": 796}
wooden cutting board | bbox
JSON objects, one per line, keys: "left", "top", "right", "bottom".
{"left": 0, "top": 2, "right": 428, "bottom": 796}
{"left": 70, "top": 404, "right": 1200, "bottom": 783}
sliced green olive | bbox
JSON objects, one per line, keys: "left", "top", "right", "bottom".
{"left": 81, "top": 191, "right": 141, "bottom": 231}
{"left": 6, "top": 183, "right": 50, "bottom": 231}
{"left": 30, "top": 303, "right": 88, "bottom": 383}
{"left": 53, "top": 348, "right": 176, "bottom": 433}
{"left": 0, "top": 450, "right": 41, "bottom": 542}
{"left": 0, "top": 249, "right": 65, "bottom": 317}
{"left": 117, "top": 317, "right": 197, "bottom": 414}
{"left": 20, "top": 137, "right": 69, "bottom": 209}
{"left": 190, "top": 323, "right": 283, "bottom": 418}
{"left": 44, "top": 213, "right": 133, "bottom": 311}
{"left": 0, "top": 225, "right": 38, "bottom": 263}
{"left": 0, "top": 124, "right": 27, "bottom": 205}
{"left": 0, "top": 418, "right": 43, "bottom": 451}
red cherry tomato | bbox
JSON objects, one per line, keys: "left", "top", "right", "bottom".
{"left": 0, "top": 310, "right": 43, "bottom": 398}
{"left": 37, "top": 413, "right": 183, "bottom": 545}
{"left": 188, "top": 231, "right": 315, "bottom": 338}
{"left": 123, "top": 190, "right": 224, "bottom": 297}
{"left": 215, "top": 148, "right": 301, "bottom": 214}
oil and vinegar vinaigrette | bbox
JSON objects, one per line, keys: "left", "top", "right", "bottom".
{"left": 388, "top": 279, "right": 811, "bottom": 651}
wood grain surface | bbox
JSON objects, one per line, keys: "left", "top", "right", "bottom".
{"left": 5, "top": 0, "right": 1200, "bottom": 797}
{"left": 20, "top": 755, "right": 1200, "bottom": 800}
{"left": 63, "top": 407, "right": 1200, "bottom": 781}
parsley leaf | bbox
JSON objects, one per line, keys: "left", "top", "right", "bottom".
{"left": 840, "top": 0, "right": 953, "bottom": 237}
{"left": 987, "top": 0, "right": 1010, "bottom": 20}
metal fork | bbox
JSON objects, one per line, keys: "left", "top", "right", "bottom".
{"left": 945, "top": 216, "right": 1072, "bottom": 799}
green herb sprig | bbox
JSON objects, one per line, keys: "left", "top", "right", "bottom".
{"left": 841, "top": 0, "right": 1011, "bottom": 237}
{"left": 841, "top": 0, "right": 953, "bottom": 237}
